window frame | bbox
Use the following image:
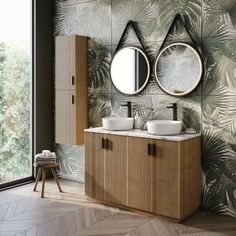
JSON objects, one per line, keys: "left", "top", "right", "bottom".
{"left": 0, "top": 0, "right": 35, "bottom": 190}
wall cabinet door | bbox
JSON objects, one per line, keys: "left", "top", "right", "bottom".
{"left": 104, "top": 134, "right": 127, "bottom": 205}
{"left": 85, "top": 132, "right": 105, "bottom": 200}
{"left": 55, "top": 35, "right": 88, "bottom": 145}
{"left": 127, "top": 137, "right": 152, "bottom": 212}
{"left": 152, "top": 140, "right": 179, "bottom": 219}
{"left": 55, "top": 90, "right": 75, "bottom": 144}
{"left": 55, "top": 36, "right": 75, "bottom": 90}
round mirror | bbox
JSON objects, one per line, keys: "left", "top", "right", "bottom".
{"left": 154, "top": 43, "right": 203, "bottom": 96}
{"left": 110, "top": 47, "right": 150, "bottom": 95}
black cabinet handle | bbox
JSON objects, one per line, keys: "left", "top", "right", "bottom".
{"left": 148, "top": 143, "right": 151, "bottom": 155}
{"left": 72, "top": 76, "right": 75, "bottom": 85}
{"left": 151, "top": 144, "right": 156, "bottom": 156}
{"left": 148, "top": 143, "right": 156, "bottom": 156}
{"left": 72, "top": 95, "right": 75, "bottom": 104}
{"left": 105, "top": 138, "right": 109, "bottom": 149}
{"left": 101, "top": 138, "right": 105, "bottom": 149}
{"left": 102, "top": 138, "right": 109, "bottom": 149}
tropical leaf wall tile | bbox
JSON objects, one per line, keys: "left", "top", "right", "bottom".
{"left": 172, "top": 0, "right": 202, "bottom": 39}
{"left": 55, "top": 143, "right": 85, "bottom": 182}
{"left": 111, "top": 0, "right": 155, "bottom": 45}
{"left": 58, "top": 0, "right": 95, "bottom": 5}
{"left": 144, "top": 41, "right": 162, "bottom": 64}
{"left": 202, "top": 96, "right": 236, "bottom": 137}
{"left": 214, "top": 40, "right": 236, "bottom": 93}
{"left": 54, "top": 0, "right": 236, "bottom": 216}
{"left": 89, "top": 92, "right": 111, "bottom": 127}
{"left": 202, "top": 0, "right": 236, "bottom": 39}
{"left": 111, "top": 93, "right": 201, "bottom": 132}
{"left": 88, "top": 40, "right": 111, "bottom": 92}
{"left": 55, "top": 0, "right": 111, "bottom": 45}
{"left": 201, "top": 128, "right": 236, "bottom": 216}
{"left": 201, "top": 63, "right": 230, "bottom": 96}
{"left": 201, "top": 39, "right": 236, "bottom": 96}
{"left": 139, "top": 74, "right": 165, "bottom": 96}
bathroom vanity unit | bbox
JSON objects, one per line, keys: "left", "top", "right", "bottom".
{"left": 84, "top": 128, "right": 201, "bottom": 222}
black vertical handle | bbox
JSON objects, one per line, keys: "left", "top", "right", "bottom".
{"left": 152, "top": 144, "right": 156, "bottom": 156}
{"left": 101, "top": 138, "right": 105, "bottom": 149}
{"left": 72, "top": 76, "right": 75, "bottom": 85}
{"left": 105, "top": 139, "right": 109, "bottom": 149}
{"left": 72, "top": 95, "right": 75, "bottom": 104}
{"left": 148, "top": 143, "right": 156, "bottom": 156}
{"left": 148, "top": 143, "right": 151, "bottom": 155}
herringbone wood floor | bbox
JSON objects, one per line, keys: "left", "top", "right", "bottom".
{"left": 0, "top": 179, "right": 236, "bottom": 236}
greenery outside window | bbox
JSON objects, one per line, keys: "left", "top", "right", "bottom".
{"left": 0, "top": 0, "right": 33, "bottom": 187}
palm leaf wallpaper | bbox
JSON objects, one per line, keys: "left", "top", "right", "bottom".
{"left": 54, "top": 0, "right": 236, "bottom": 216}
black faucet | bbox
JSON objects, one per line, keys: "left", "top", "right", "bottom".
{"left": 121, "top": 101, "right": 132, "bottom": 118}
{"left": 167, "top": 103, "right": 178, "bottom": 121}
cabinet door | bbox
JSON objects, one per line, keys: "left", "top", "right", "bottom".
{"left": 55, "top": 90, "right": 75, "bottom": 144}
{"left": 127, "top": 137, "right": 152, "bottom": 212}
{"left": 85, "top": 132, "right": 105, "bottom": 200}
{"left": 104, "top": 134, "right": 127, "bottom": 205}
{"left": 55, "top": 36, "right": 75, "bottom": 90}
{"left": 152, "top": 140, "right": 179, "bottom": 218}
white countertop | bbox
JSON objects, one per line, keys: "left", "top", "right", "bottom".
{"left": 84, "top": 127, "right": 201, "bottom": 142}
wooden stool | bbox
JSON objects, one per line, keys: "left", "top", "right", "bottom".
{"left": 33, "top": 163, "right": 62, "bottom": 198}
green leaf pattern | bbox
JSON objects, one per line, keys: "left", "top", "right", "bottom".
{"left": 54, "top": 0, "right": 236, "bottom": 216}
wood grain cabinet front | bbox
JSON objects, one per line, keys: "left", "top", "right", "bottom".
{"left": 85, "top": 133, "right": 127, "bottom": 205}
{"left": 55, "top": 90, "right": 76, "bottom": 145}
{"left": 85, "top": 132, "right": 201, "bottom": 222}
{"left": 85, "top": 132, "right": 105, "bottom": 201}
{"left": 127, "top": 137, "right": 152, "bottom": 212}
{"left": 55, "top": 35, "right": 88, "bottom": 145}
{"left": 151, "top": 139, "right": 179, "bottom": 219}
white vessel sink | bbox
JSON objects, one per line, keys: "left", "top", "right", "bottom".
{"left": 102, "top": 117, "right": 134, "bottom": 131}
{"left": 147, "top": 120, "right": 182, "bottom": 135}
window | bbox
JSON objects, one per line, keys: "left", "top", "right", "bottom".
{"left": 0, "top": 0, "right": 33, "bottom": 186}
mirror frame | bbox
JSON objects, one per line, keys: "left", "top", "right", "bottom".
{"left": 110, "top": 46, "right": 150, "bottom": 95}
{"left": 154, "top": 42, "right": 203, "bottom": 97}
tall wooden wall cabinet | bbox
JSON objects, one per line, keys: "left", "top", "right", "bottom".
{"left": 55, "top": 35, "right": 88, "bottom": 145}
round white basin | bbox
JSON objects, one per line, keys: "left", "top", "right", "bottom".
{"left": 147, "top": 120, "right": 182, "bottom": 135}
{"left": 102, "top": 117, "right": 134, "bottom": 131}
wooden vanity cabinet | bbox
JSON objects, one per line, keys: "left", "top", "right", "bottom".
{"left": 85, "top": 132, "right": 127, "bottom": 205}
{"left": 151, "top": 139, "right": 180, "bottom": 218}
{"left": 127, "top": 137, "right": 180, "bottom": 218}
{"left": 127, "top": 137, "right": 152, "bottom": 212}
{"left": 55, "top": 35, "right": 88, "bottom": 145}
{"left": 85, "top": 131, "right": 201, "bottom": 222}
{"left": 85, "top": 133, "right": 104, "bottom": 200}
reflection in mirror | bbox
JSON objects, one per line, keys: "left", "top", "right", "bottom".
{"left": 154, "top": 43, "right": 202, "bottom": 96}
{"left": 110, "top": 47, "right": 150, "bottom": 95}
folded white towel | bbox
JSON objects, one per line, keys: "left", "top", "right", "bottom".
{"left": 35, "top": 151, "right": 57, "bottom": 161}
{"left": 35, "top": 160, "right": 56, "bottom": 165}
{"left": 35, "top": 153, "right": 44, "bottom": 159}
{"left": 36, "top": 157, "right": 56, "bottom": 162}
{"left": 50, "top": 152, "right": 56, "bottom": 158}
{"left": 42, "top": 150, "right": 52, "bottom": 156}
